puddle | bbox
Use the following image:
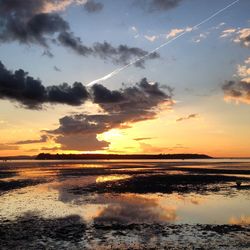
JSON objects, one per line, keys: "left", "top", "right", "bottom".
{"left": 0, "top": 180, "right": 249, "bottom": 225}
{"left": 96, "top": 175, "right": 131, "bottom": 183}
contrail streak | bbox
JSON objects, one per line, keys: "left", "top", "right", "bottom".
{"left": 87, "top": 0, "right": 240, "bottom": 86}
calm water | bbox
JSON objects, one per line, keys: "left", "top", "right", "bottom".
{"left": 0, "top": 159, "right": 249, "bottom": 226}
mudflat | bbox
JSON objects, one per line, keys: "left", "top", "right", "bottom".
{"left": 0, "top": 160, "right": 249, "bottom": 249}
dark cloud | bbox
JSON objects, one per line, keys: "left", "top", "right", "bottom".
{"left": 26, "top": 13, "right": 69, "bottom": 46}
{"left": 47, "top": 82, "right": 89, "bottom": 106}
{"left": 0, "top": 61, "right": 89, "bottom": 109}
{"left": 84, "top": 0, "right": 103, "bottom": 13}
{"left": 136, "top": 0, "right": 183, "bottom": 12}
{"left": 14, "top": 135, "right": 48, "bottom": 145}
{"left": 0, "top": 61, "right": 46, "bottom": 109}
{"left": 50, "top": 114, "right": 112, "bottom": 135}
{"left": 58, "top": 31, "right": 93, "bottom": 56}
{"left": 158, "top": 84, "right": 174, "bottom": 96}
{"left": 176, "top": 113, "right": 199, "bottom": 122}
{"left": 57, "top": 134, "right": 109, "bottom": 151}
{"left": 47, "top": 78, "right": 173, "bottom": 151}
{"left": 0, "top": 0, "right": 159, "bottom": 68}
{"left": 0, "top": 0, "right": 70, "bottom": 46}
{"left": 0, "top": 9, "right": 69, "bottom": 46}
{"left": 149, "top": 0, "right": 182, "bottom": 11}
{"left": 139, "top": 78, "right": 168, "bottom": 97}
{"left": 0, "top": 0, "right": 45, "bottom": 18}
{"left": 58, "top": 36, "right": 160, "bottom": 68}
{"left": 91, "top": 84, "right": 124, "bottom": 103}
{"left": 93, "top": 42, "right": 160, "bottom": 68}
{"left": 95, "top": 78, "right": 173, "bottom": 115}
{"left": 222, "top": 80, "right": 250, "bottom": 104}
{"left": 0, "top": 62, "right": 170, "bottom": 110}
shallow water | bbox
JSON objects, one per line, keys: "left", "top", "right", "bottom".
{"left": 0, "top": 160, "right": 249, "bottom": 249}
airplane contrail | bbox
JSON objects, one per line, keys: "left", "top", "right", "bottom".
{"left": 87, "top": 0, "right": 240, "bottom": 86}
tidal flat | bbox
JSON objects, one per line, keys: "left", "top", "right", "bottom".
{"left": 0, "top": 159, "right": 249, "bottom": 249}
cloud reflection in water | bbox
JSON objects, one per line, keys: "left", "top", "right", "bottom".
{"left": 93, "top": 194, "right": 178, "bottom": 224}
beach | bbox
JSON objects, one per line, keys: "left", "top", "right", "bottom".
{"left": 0, "top": 159, "right": 249, "bottom": 249}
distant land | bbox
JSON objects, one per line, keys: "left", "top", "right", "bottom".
{"left": 35, "top": 153, "right": 213, "bottom": 160}
{"left": 0, "top": 155, "right": 34, "bottom": 161}
{"left": 1, "top": 154, "right": 250, "bottom": 161}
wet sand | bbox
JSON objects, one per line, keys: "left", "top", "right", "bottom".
{"left": 0, "top": 160, "right": 249, "bottom": 249}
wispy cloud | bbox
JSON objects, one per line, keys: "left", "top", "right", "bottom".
{"left": 166, "top": 28, "right": 192, "bottom": 39}
{"left": 134, "top": 137, "right": 154, "bottom": 141}
{"left": 144, "top": 35, "right": 158, "bottom": 42}
{"left": 234, "top": 28, "right": 250, "bottom": 48}
{"left": 220, "top": 28, "right": 236, "bottom": 38}
{"left": 54, "top": 66, "right": 61, "bottom": 72}
{"left": 192, "top": 31, "right": 210, "bottom": 43}
{"left": 0, "top": 144, "right": 19, "bottom": 151}
{"left": 220, "top": 27, "right": 250, "bottom": 48}
{"left": 14, "top": 135, "right": 48, "bottom": 145}
{"left": 131, "top": 26, "right": 138, "bottom": 33}
{"left": 88, "top": 0, "right": 240, "bottom": 86}
{"left": 176, "top": 113, "right": 200, "bottom": 122}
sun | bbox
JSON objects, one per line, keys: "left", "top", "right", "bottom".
{"left": 98, "top": 129, "right": 123, "bottom": 142}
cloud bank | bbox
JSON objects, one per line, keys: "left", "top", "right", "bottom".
{"left": 0, "top": 61, "right": 89, "bottom": 109}
{"left": 0, "top": 0, "right": 159, "bottom": 68}
{"left": 46, "top": 78, "right": 174, "bottom": 151}
{"left": 0, "top": 60, "right": 173, "bottom": 151}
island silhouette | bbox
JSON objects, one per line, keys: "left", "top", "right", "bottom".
{"left": 36, "top": 153, "right": 212, "bottom": 160}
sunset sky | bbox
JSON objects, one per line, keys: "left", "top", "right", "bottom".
{"left": 0, "top": 0, "right": 249, "bottom": 157}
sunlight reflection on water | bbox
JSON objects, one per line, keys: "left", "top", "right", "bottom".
{"left": 96, "top": 175, "right": 131, "bottom": 183}
{"left": 0, "top": 160, "right": 249, "bottom": 226}
{"left": 0, "top": 181, "right": 249, "bottom": 225}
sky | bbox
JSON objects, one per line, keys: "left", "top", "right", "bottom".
{"left": 0, "top": 0, "right": 249, "bottom": 157}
